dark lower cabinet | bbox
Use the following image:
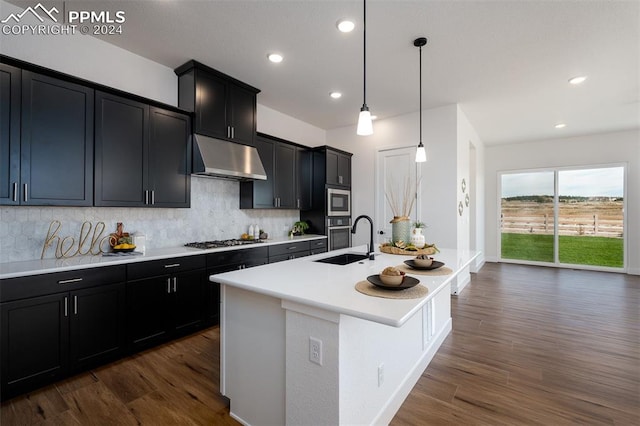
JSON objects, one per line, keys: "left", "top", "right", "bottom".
{"left": 126, "top": 256, "right": 206, "bottom": 352}
{"left": 0, "top": 267, "right": 126, "bottom": 400}
{"left": 69, "top": 284, "right": 126, "bottom": 372}
{"left": 1, "top": 293, "right": 68, "bottom": 399}
{"left": 205, "top": 247, "right": 269, "bottom": 325}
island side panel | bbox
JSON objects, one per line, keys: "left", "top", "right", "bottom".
{"left": 285, "top": 308, "right": 340, "bottom": 426}
{"left": 338, "top": 282, "right": 452, "bottom": 425}
{"left": 221, "top": 285, "right": 286, "bottom": 426}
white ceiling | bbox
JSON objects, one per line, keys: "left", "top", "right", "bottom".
{"left": 28, "top": 1, "right": 640, "bottom": 145}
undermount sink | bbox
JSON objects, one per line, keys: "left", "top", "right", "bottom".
{"left": 314, "top": 253, "right": 370, "bottom": 265}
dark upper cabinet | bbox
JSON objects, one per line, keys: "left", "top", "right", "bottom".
{"left": 0, "top": 63, "right": 21, "bottom": 205}
{"left": 95, "top": 92, "right": 191, "bottom": 207}
{"left": 297, "top": 147, "right": 312, "bottom": 210}
{"left": 176, "top": 60, "right": 259, "bottom": 146}
{"left": 148, "top": 107, "right": 191, "bottom": 207}
{"left": 95, "top": 92, "right": 148, "bottom": 206}
{"left": 326, "top": 148, "right": 352, "bottom": 187}
{"left": 240, "top": 133, "right": 307, "bottom": 209}
{"left": 17, "top": 71, "right": 94, "bottom": 206}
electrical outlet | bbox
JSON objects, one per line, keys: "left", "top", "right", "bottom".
{"left": 378, "top": 363, "right": 384, "bottom": 387}
{"left": 309, "top": 337, "right": 323, "bottom": 366}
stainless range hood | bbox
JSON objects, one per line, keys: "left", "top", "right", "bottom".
{"left": 192, "top": 134, "right": 267, "bottom": 181}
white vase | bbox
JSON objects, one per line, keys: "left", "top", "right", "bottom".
{"left": 410, "top": 228, "right": 426, "bottom": 248}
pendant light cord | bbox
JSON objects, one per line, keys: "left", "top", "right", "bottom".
{"left": 363, "top": 0, "right": 367, "bottom": 106}
{"left": 419, "top": 43, "right": 422, "bottom": 144}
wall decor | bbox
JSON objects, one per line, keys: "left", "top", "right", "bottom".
{"left": 461, "top": 178, "right": 466, "bottom": 193}
{"left": 458, "top": 201, "right": 464, "bottom": 216}
{"left": 465, "top": 192, "right": 470, "bottom": 207}
{"left": 41, "top": 220, "right": 110, "bottom": 259}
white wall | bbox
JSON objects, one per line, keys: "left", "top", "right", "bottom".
{"left": 484, "top": 129, "right": 640, "bottom": 274}
{"left": 326, "top": 105, "right": 474, "bottom": 251}
{"left": 257, "top": 104, "right": 326, "bottom": 147}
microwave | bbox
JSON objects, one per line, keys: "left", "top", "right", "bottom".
{"left": 327, "top": 188, "right": 351, "bottom": 217}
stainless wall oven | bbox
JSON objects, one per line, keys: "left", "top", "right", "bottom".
{"left": 327, "top": 217, "right": 351, "bottom": 251}
{"left": 327, "top": 188, "right": 351, "bottom": 217}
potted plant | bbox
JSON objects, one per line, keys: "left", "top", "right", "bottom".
{"left": 291, "top": 220, "right": 309, "bottom": 236}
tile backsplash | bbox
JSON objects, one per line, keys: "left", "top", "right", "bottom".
{"left": 0, "top": 177, "right": 300, "bottom": 263}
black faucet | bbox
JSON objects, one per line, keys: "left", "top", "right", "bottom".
{"left": 351, "top": 215, "right": 375, "bottom": 260}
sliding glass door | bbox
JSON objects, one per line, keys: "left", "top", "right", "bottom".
{"left": 500, "top": 165, "right": 625, "bottom": 270}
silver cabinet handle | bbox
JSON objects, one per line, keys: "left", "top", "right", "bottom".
{"left": 167, "top": 278, "right": 171, "bottom": 293}
{"left": 12, "top": 182, "right": 17, "bottom": 202}
{"left": 164, "top": 263, "right": 180, "bottom": 269}
{"left": 231, "top": 127, "right": 235, "bottom": 139}
{"left": 145, "top": 190, "right": 149, "bottom": 205}
{"left": 64, "top": 296, "right": 68, "bottom": 317}
{"left": 297, "top": 199, "right": 300, "bottom": 209}
{"left": 23, "top": 183, "right": 28, "bottom": 202}
{"left": 74, "top": 295, "right": 78, "bottom": 315}
{"left": 227, "top": 126, "right": 231, "bottom": 139}
{"left": 287, "top": 246, "right": 297, "bottom": 250}
{"left": 151, "top": 190, "right": 155, "bottom": 205}
{"left": 173, "top": 277, "right": 177, "bottom": 293}
{"left": 58, "top": 278, "right": 83, "bottom": 284}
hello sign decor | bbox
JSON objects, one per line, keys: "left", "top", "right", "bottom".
{"left": 41, "top": 220, "right": 111, "bottom": 259}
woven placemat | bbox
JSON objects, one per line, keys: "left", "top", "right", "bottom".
{"left": 396, "top": 264, "right": 453, "bottom": 276}
{"left": 355, "top": 280, "right": 428, "bottom": 299}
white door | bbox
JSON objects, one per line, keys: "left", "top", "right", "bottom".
{"left": 375, "top": 147, "right": 422, "bottom": 244}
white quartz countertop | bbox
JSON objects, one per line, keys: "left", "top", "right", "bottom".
{"left": 212, "top": 245, "right": 480, "bottom": 327}
{"left": 0, "top": 235, "right": 327, "bottom": 279}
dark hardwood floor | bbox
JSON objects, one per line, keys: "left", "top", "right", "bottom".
{"left": 2, "top": 263, "right": 638, "bottom": 425}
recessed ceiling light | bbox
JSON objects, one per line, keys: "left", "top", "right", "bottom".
{"left": 329, "top": 91, "right": 342, "bottom": 99}
{"left": 555, "top": 123, "right": 566, "bottom": 129}
{"left": 568, "top": 76, "right": 587, "bottom": 85}
{"left": 336, "top": 19, "right": 355, "bottom": 33}
{"left": 267, "top": 53, "right": 283, "bottom": 63}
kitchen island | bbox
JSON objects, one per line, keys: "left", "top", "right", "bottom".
{"left": 211, "top": 245, "right": 480, "bottom": 425}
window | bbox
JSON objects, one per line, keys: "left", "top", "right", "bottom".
{"left": 499, "top": 165, "right": 625, "bottom": 270}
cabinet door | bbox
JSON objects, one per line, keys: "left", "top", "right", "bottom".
{"left": 172, "top": 269, "right": 205, "bottom": 334}
{"left": 229, "top": 84, "right": 256, "bottom": 145}
{"left": 296, "top": 147, "right": 312, "bottom": 210}
{"left": 0, "top": 63, "right": 21, "bottom": 205}
{"left": 148, "top": 107, "right": 191, "bottom": 207}
{"left": 95, "top": 91, "right": 148, "bottom": 206}
{"left": 69, "top": 283, "right": 125, "bottom": 372}
{"left": 127, "top": 277, "right": 171, "bottom": 351}
{"left": 326, "top": 150, "right": 340, "bottom": 186}
{"left": 195, "top": 70, "right": 227, "bottom": 139}
{"left": 275, "top": 142, "right": 296, "bottom": 208}
{"left": 21, "top": 71, "right": 94, "bottom": 205}
{"left": 1, "top": 293, "right": 68, "bottom": 399}
{"left": 337, "top": 153, "right": 351, "bottom": 187}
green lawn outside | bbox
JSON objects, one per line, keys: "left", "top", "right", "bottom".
{"left": 501, "top": 233, "right": 623, "bottom": 267}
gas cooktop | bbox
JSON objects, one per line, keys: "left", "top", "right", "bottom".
{"left": 184, "top": 239, "right": 264, "bottom": 250}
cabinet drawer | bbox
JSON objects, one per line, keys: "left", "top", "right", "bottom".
{"left": 269, "top": 241, "right": 311, "bottom": 258}
{"left": 127, "top": 255, "right": 206, "bottom": 281}
{"left": 308, "top": 238, "right": 328, "bottom": 251}
{"left": 0, "top": 265, "right": 126, "bottom": 303}
{"left": 206, "top": 246, "right": 269, "bottom": 268}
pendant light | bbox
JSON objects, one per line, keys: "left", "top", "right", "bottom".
{"left": 356, "top": 0, "right": 373, "bottom": 136}
{"left": 414, "top": 37, "right": 427, "bottom": 162}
